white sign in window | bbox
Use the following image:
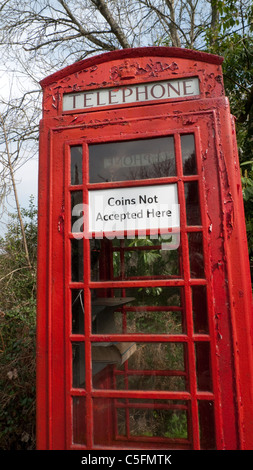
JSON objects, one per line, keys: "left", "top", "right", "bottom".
{"left": 88, "top": 184, "right": 180, "bottom": 237}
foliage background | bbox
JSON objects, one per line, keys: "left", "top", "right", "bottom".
{"left": 0, "top": 198, "right": 37, "bottom": 449}
{"left": 0, "top": 0, "right": 252, "bottom": 450}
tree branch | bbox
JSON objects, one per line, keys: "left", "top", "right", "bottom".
{"left": 0, "top": 113, "right": 31, "bottom": 270}
{"left": 210, "top": 0, "right": 219, "bottom": 45}
{"left": 139, "top": 0, "right": 183, "bottom": 47}
{"left": 90, "top": 0, "right": 131, "bottom": 48}
{"left": 57, "top": 0, "right": 116, "bottom": 51}
{"left": 164, "top": 0, "right": 181, "bottom": 47}
{"left": 0, "top": 266, "right": 31, "bottom": 282}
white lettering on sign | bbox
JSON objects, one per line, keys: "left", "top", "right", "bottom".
{"left": 88, "top": 184, "right": 180, "bottom": 237}
{"left": 63, "top": 77, "right": 200, "bottom": 111}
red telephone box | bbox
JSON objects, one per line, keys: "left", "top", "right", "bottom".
{"left": 37, "top": 47, "right": 253, "bottom": 450}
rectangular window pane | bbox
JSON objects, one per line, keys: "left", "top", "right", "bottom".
{"left": 93, "top": 397, "right": 115, "bottom": 446}
{"left": 184, "top": 181, "right": 201, "bottom": 226}
{"left": 192, "top": 286, "right": 208, "bottom": 334}
{"left": 72, "top": 342, "right": 85, "bottom": 389}
{"left": 113, "top": 309, "right": 184, "bottom": 335}
{"left": 71, "top": 191, "right": 83, "bottom": 233}
{"left": 188, "top": 232, "right": 205, "bottom": 278}
{"left": 89, "top": 137, "right": 176, "bottom": 183}
{"left": 71, "top": 239, "right": 83, "bottom": 282}
{"left": 72, "top": 289, "right": 84, "bottom": 334}
{"left": 92, "top": 342, "right": 187, "bottom": 391}
{"left": 90, "top": 237, "right": 181, "bottom": 282}
{"left": 195, "top": 342, "right": 212, "bottom": 392}
{"left": 127, "top": 400, "right": 188, "bottom": 440}
{"left": 198, "top": 401, "right": 216, "bottom": 449}
{"left": 72, "top": 397, "right": 86, "bottom": 445}
{"left": 91, "top": 287, "right": 185, "bottom": 335}
{"left": 93, "top": 398, "right": 189, "bottom": 446}
{"left": 181, "top": 134, "right": 197, "bottom": 175}
{"left": 122, "top": 242, "right": 180, "bottom": 279}
{"left": 71, "top": 146, "right": 82, "bottom": 185}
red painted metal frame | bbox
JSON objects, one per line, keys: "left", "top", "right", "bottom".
{"left": 37, "top": 47, "right": 253, "bottom": 450}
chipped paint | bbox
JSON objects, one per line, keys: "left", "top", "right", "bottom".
{"left": 37, "top": 47, "right": 253, "bottom": 451}
{"left": 40, "top": 47, "right": 225, "bottom": 118}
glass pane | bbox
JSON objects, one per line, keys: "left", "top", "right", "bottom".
{"left": 71, "top": 239, "right": 83, "bottom": 282}
{"left": 91, "top": 287, "right": 185, "bottom": 335}
{"left": 72, "top": 342, "right": 85, "bottom": 388}
{"left": 122, "top": 286, "right": 182, "bottom": 307}
{"left": 93, "top": 397, "right": 115, "bottom": 446}
{"left": 71, "top": 146, "right": 82, "bottom": 185}
{"left": 71, "top": 191, "right": 83, "bottom": 233}
{"left": 90, "top": 237, "right": 181, "bottom": 282}
{"left": 89, "top": 137, "right": 176, "bottom": 183}
{"left": 93, "top": 398, "right": 189, "bottom": 446}
{"left": 92, "top": 342, "right": 187, "bottom": 391}
{"left": 72, "top": 289, "right": 84, "bottom": 334}
{"left": 198, "top": 401, "right": 216, "bottom": 449}
{"left": 122, "top": 245, "right": 179, "bottom": 279}
{"left": 195, "top": 342, "right": 212, "bottom": 391}
{"left": 113, "top": 309, "right": 184, "bottom": 335}
{"left": 127, "top": 400, "right": 188, "bottom": 440}
{"left": 181, "top": 134, "right": 197, "bottom": 175}
{"left": 72, "top": 397, "right": 86, "bottom": 445}
{"left": 188, "top": 232, "right": 205, "bottom": 278}
{"left": 192, "top": 286, "right": 208, "bottom": 334}
{"left": 184, "top": 182, "right": 201, "bottom": 226}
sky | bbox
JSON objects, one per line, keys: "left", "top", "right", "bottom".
{"left": 0, "top": 69, "right": 39, "bottom": 235}
{"left": 13, "top": 158, "right": 38, "bottom": 209}
{"left": 0, "top": 158, "right": 38, "bottom": 236}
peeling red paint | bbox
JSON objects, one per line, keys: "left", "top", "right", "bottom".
{"left": 37, "top": 47, "right": 253, "bottom": 451}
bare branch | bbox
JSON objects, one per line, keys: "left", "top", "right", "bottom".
{"left": 0, "top": 266, "right": 31, "bottom": 282}
{"left": 90, "top": 0, "right": 130, "bottom": 48}
{"left": 57, "top": 0, "right": 116, "bottom": 51}
{"left": 164, "top": 0, "right": 181, "bottom": 47}
{"left": 0, "top": 113, "right": 32, "bottom": 269}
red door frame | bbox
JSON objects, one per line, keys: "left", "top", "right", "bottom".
{"left": 37, "top": 47, "right": 253, "bottom": 450}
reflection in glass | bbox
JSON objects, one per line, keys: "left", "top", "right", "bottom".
{"left": 181, "top": 134, "right": 197, "bottom": 175}
{"left": 192, "top": 286, "right": 208, "bottom": 333}
{"left": 90, "top": 286, "right": 184, "bottom": 335}
{"left": 122, "top": 245, "right": 179, "bottom": 279}
{"left": 71, "top": 146, "right": 83, "bottom": 185}
{"left": 123, "top": 286, "right": 182, "bottom": 307}
{"left": 90, "top": 237, "right": 181, "bottom": 282}
{"left": 92, "top": 342, "right": 187, "bottom": 391}
{"left": 93, "top": 397, "right": 115, "bottom": 446}
{"left": 118, "top": 399, "right": 188, "bottom": 440}
{"left": 127, "top": 400, "right": 188, "bottom": 440}
{"left": 93, "top": 398, "right": 189, "bottom": 446}
{"left": 195, "top": 342, "right": 212, "bottom": 391}
{"left": 72, "top": 289, "right": 84, "bottom": 334}
{"left": 71, "top": 239, "right": 83, "bottom": 282}
{"left": 89, "top": 137, "right": 176, "bottom": 183}
{"left": 113, "top": 309, "right": 184, "bottom": 335}
{"left": 198, "top": 401, "right": 216, "bottom": 449}
{"left": 73, "top": 397, "right": 86, "bottom": 445}
{"left": 72, "top": 342, "right": 85, "bottom": 388}
{"left": 184, "top": 182, "right": 201, "bottom": 226}
{"left": 188, "top": 232, "right": 205, "bottom": 278}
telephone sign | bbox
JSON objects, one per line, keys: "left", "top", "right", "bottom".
{"left": 63, "top": 76, "right": 200, "bottom": 111}
{"left": 37, "top": 47, "right": 253, "bottom": 450}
